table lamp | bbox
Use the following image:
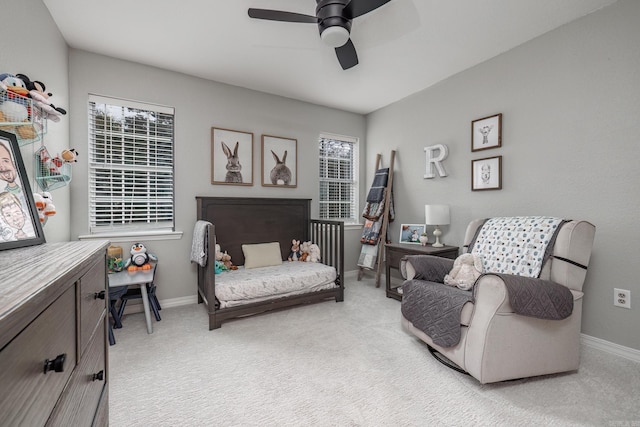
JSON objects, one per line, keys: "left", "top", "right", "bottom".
{"left": 425, "top": 204, "right": 450, "bottom": 247}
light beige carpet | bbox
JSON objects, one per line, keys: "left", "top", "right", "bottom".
{"left": 109, "top": 275, "right": 640, "bottom": 426}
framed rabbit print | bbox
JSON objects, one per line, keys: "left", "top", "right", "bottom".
{"left": 261, "top": 135, "right": 297, "bottom": 188}
{"left": 211, "top": 127, "right": 253, "bottom": 186}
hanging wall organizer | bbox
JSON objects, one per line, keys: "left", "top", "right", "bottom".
{"left": 34, "top": 145, "right": 72, "bottom": 192}
{"left": 0, "top": 89, "right": 47, "bottom": 146}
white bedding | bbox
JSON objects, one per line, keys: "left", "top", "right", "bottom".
{"left": 215, "top": 261, "right": 337, "bottom": 308}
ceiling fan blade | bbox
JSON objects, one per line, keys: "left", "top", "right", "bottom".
{"left": 248, "top": 8, "right": 319, "bottom": 23}
{"left": 335, "top": 39, "right": 358, "bottom": 70}
{"left": 343, "top": 0, "right": 392, "bottom": 20}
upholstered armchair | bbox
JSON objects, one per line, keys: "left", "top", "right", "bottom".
{"left": 401, "top": 217, "right": 596, "bottom": 384}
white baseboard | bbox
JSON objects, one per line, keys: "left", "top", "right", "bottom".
{"left": 120, "top": 295, "right": 198, "bottom": 315}
{"left": 581, "top": 334, "right": 640, "bottom": 363}
{"left": 345, "top": 269, "right": 359, "bottom": 279}
{"left": 159, "top": 295, "right": 199, "bottom": 308}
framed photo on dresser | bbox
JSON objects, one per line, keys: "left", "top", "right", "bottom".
{"left": 0, "top": 130, "right": 45, "bottom": 250}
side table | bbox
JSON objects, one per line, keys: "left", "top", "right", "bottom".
{"left": 385, "top": 243, "right": 459, "bottom": 300}
{"left": 108, "top": 265, "right": 156, "bottom": 334}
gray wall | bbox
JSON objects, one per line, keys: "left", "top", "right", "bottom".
{"left": 1, "top": 0, "right": 70, "bottom": 242}
{"left": 366, "top": 0, "right": 640, "bottom": 350}
{"left": 67, "top": 50, "right": 367, "bottom": 301}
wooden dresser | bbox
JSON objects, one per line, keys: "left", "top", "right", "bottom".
{"left": 0, "top": 241, "right": 110, "bottom": 427}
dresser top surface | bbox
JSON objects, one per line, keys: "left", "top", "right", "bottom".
{"left": 0, "top": 240, "right": 109, "bottom": 322}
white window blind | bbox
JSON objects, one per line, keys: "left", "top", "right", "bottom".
{"left": 318, "top": 134, "right": 358, "bottom": 223}
{"left": 88, "top": 95, "right": 175, "bottom": 234}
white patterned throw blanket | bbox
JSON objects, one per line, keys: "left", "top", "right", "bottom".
{"left": 470, "top": 216, "right": 564, "bottom": 277}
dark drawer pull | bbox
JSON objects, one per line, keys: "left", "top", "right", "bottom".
{"left": 94, "top": 290, "right": 106, "bottom": 300}
{"left": 43, "top": 353, "right": 66, "bottom": 374}
{"left": 92, "top": 370, "right": 105, "bottom": 382}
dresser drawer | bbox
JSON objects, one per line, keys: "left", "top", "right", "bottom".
{"left": 0, "top": 287, "right": 76, "bottom": 427}
{"left": 92, "top": 386, "right": 109, "bottom": 427}
{"left": 80, "top": 258, "right": 107, "bottom": 355}
{"left": 47, "top": 315, "right": 107, "bottom": 426}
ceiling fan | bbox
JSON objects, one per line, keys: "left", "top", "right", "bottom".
{"left": 248, "top": 0, "right": 392, "bottom": 70}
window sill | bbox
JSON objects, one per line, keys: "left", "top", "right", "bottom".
{"left": 78, "top": 230, "right": 183, "bottom": 243}
{"left": 344, "top": 223, "right": 363, "bottom": 231}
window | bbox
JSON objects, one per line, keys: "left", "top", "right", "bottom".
{"left": 318, "top": 134, "right": 359, "bottom": 224}
{"left": 88, "top": 95, "right": 174, "bottom": 235}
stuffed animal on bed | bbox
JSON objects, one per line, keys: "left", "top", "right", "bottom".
{"left": 220, "top": 251, "right": 237, "bottom": 270}
{"left": 443, "top": 253, "right": 483, "bottom": 290}
{"left": 214, "top": 260, "right": 224, "bottom": 274}
{"left": 306, "top": 243, "right": 321, "bottom": 263}
{"left": 299, "top": 241, "right": 311, "bottom": 262}
{"left": 288, "top": 239, "right": 301, "bottom": 261}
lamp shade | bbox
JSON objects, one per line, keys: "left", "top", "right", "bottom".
{"left": 425, "top": 205, "right": 450, "bottom": 226}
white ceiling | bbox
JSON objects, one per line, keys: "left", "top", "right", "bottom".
{"left": 43, "top": 0, "right": 617, "bottom": 115}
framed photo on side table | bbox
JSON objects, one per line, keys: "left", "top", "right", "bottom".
{"left": 471, "top": 113, "right": 502, "bottom": 152}
{"left": 0, "top": 130, "right": 45, "bottom": 250}
{"left": 399, "top": 224, "right": 426, "bottom": 244}
{"left": 472, "top": 155, "right": 502, "bottom": 191}
{"left": 211, "top": 127, "right": 253, "bottom": 186}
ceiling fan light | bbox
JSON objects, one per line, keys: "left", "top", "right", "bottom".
{"left": 321, "top": 26, "right": 350, "bottom": 48}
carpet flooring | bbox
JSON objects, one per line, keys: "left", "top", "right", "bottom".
{"left": 109, "top": 275, "right": 640, "bottom": 426}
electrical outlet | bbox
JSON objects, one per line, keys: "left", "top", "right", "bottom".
{"left": 613, "top": 288, "right": 631, "bottom": 309}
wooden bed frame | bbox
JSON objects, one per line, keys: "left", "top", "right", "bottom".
{"left": 195, "top": 197, "right": 344, "bottom": 329}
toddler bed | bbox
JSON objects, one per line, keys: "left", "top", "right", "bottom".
{"left": 194, "top": 197, "right": 344, "bottom": 329}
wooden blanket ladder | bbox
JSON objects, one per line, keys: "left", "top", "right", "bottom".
{"left": 357, "top": 150, "right": 395, "bottom": 287}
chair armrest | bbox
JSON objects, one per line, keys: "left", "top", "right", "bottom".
{"left": 480, "top": 273, "right": 574, "bottom": 319}
{"left": 401, "top": 255, "right": 454, "bottom": 282}
{"left": 472, "top": 275, "right": 511, "bottom": 314}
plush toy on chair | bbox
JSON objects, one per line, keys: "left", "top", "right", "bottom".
{"left": 125, "top": 242, "right": 157, "bottom": 271}
{"left": 443, "top": 253, "right": 483, "bottom": 290}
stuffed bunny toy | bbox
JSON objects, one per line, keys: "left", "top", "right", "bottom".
{"left": 443, "top": 253, "right": 483, "bottom": 290}
{"left": 270, "top": 150, "right": 292, "bottom": 185}
{"left": 306, "top": 243, "right": 321, "bottom": 263}
{"left": 222, "top": 141, "right": 243, "bottom": 183}
{"left": 288, "top": 239, "right": 301, "bottom": 261}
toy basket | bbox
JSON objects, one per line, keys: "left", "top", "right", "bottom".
{"left": 34, "top": 146, "right": 72, "bottom": 191}
{"left": 0, "top": 89, "right": 47, "bottom": 146}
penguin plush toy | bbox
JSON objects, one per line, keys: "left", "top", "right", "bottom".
{"left": 125, "top": 243, "right": 157, "bottom": 271}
